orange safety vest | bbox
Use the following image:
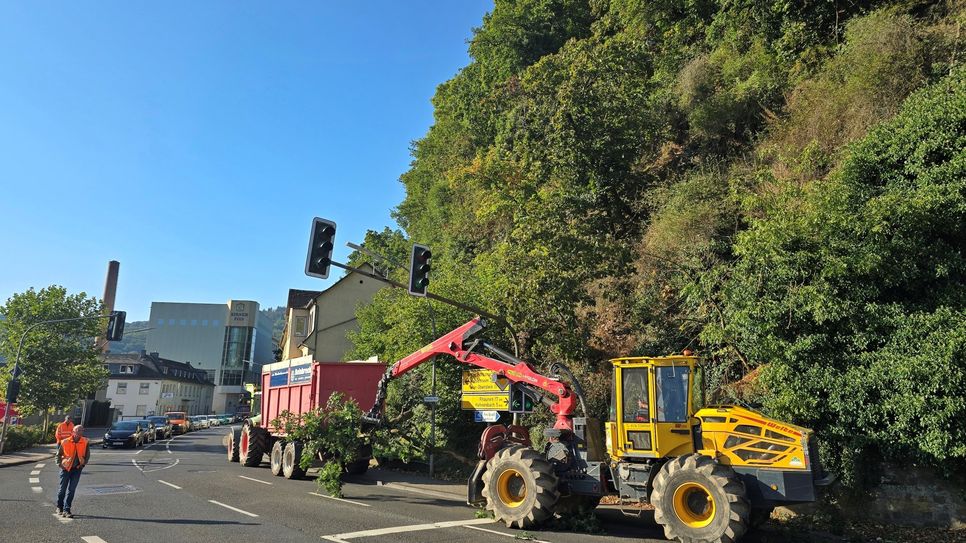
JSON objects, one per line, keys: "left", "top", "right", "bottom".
{"left": 56, "top": 420, "right": 74, "bottom": 441}
{"left": 60, "top": 437, "right": 88, "bottom": 471}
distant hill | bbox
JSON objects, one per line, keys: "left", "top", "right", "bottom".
{"left": 108, "top": 320, "right": 150, "bottom": 354}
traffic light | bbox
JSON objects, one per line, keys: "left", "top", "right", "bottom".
{"left": 5, "top": 379, "right": 20, "bottom": 404}
{"left": 106, "top": 311, "right": 126, "bottom": 341}
{"left": 305, "top": 217, "right": 337, "bottom": 279}
{"left": 509, "top": 383, "right": 536, "bottom": 414}
{"left": 408, "top": 244, "right": 432, "bottom": 297}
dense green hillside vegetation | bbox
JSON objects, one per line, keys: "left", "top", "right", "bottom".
{"left": 347, "top": 0, "right": 965, "bottom": 487}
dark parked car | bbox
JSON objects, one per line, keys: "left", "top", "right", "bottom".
{"left": 130, "top": 419, "right": 156, "bottom": 443}
{"left": 147, "top": 416, "right": 173, "bottom": 440}
{"left": 103, "top": 421, "right": 146, "bottom": 448}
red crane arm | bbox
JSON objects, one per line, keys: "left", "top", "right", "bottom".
{"left": 375, "top": 318, "right": 577, "bottom": 430}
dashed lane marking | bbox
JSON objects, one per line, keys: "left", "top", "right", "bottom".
{"left": 30, "top": 470, "right": 40, "bottom": 475}
{"left": 320, "top": 518, "right": 494, "bottom": 542}
{"left": 208, "top": 500, "right": 258, "bottom": 518}
{"left": 238, "top": 475, "right": 272, "bottom": 485}
{"left": 157, "top": 480, "right": 182, "bottom": 490}
{"left": 465, "top": 524, "right": 553, "bottom": 543}
{"left": 35, "top": 463, "right": 45, "bottom": 468}
{"left": 29, "top": 477, "right": 40, "bottom": 483}
{"left": 32, "top": 487, "right": 43, "bottom": 493}
{"left": 82, "top": 537, "right": 108, "bottom": 542}
{"left": 309, "top": 491, "right": 370, "bottom": 507}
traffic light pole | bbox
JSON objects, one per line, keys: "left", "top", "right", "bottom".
{"left": 0, "top": 313, "right": 119, "bottom": 455}
{"left": 326, "top": 260, "right": 521, "bottom": 358}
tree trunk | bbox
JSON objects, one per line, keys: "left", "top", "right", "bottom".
{"left": 42, "top": 408, "right": 50, "bottom": 438}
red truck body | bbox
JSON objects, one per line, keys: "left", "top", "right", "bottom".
{"left": 260, "top": 356, "right": 385, "bottom": 436}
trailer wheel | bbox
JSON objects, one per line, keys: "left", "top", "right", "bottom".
{"left": 652, "top": 453, "right": 750, "bottom": 543}
{"left": 343, "top": 443, "right": 372, "bottom": 475}
{"left": 226, "top": 427, "right": 241, "bottom": 463}
{"left": 282, "top": 440, "right": 306, "bottom": 479}
{"left": 270, "top": 440, "right": 285, "bottom": 476}
{"left": 481, "top": 445, "right": 559, "bottom": 529}
{"left": 241, "top": 425, "right": 267, "bottom": 467}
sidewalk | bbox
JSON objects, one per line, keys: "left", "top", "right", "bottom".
{"left": 358, "top": 466, "right": 465, "bottom": 502}
{"left": 0, "top": 427, "right": 106, "bottom": 468}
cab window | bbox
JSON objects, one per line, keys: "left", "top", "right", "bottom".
{"left": 621, "top": 367, "right": 650, "bottom": 423}
{"left": 656, "top": 366, "right": 690, "bottom": 422}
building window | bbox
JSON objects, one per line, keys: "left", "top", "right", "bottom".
{"left": 157, "top": 319, "right": 165, "bottom": 326}
{"left": 180, "top": 319, "right": 187, "bottom": 326}
{"left": 222, "top": 326, "right": 253, "bottom": 369}
{"left": 168, "top": 319, "right": 175, "bottom": 326}
{"left": 220, "top": 370, "right": 243, "bottom": 386}
{"left": 136, "top": 405, "right": 146, "bottom": 416}
{"left": 295, "top": 316, "right": 307, "bottom": 337}
{"left": 120, "top": 365, "right": 134, "bottom": 374}
{"left": 117, "top": 382, "right": 127, "bottom": 395}
{"left": 139, "top": 383, "right": 150, "bottom": 395}
{"left": 202, "top": 319, "right": 208, "bottom": 326}
{"left": 191, "top": 319, "right": 198, "bottom": 326}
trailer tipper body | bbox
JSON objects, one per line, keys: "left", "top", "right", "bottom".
{"left": 227, "top": 355, "right": 385, "bottom": 477}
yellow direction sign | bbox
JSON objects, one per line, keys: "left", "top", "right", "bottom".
{"left": 461, "top": 369, "right": 510, "bottom": 393}
{"left": 460, "top": 393, "right": 510, "bottom": 411}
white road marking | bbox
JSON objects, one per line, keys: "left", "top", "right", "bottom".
{"left": 465, "top": 524, "right": 553, "bottom": 542}
{"left": 157, "top": 480, "right": 182, "bottom": 490}
{"left": 208, "top": 500, "right": 258, "bottom": 518}
{"left": 238, "top": 475, "right": 272, "bottom": 485}
{"left": 30, "top": 470, "right": 40, "bottom": 475}
{"left": 32, "top": 487, "right": 43, "bottom": 493}
{"left": 35, "top": 463, "right": 45, "bottom": 468}
{"left": 82, "top": 537, "right": 108, "bottom": 542}
{"left": 29, "top": 477, "right": 40, "bottom": 483}
{"left": 321, "top": 518, "right": 494, "bottom": 541}
{"left": 309, "top": 491, "right": 370, "bottom": 507}
{"left": 377, "top": 481, "right": 461, "bottom": 501}
{"left": 131, "top": 457, "right": 180, "bottom": 473}
{"left": 52, "top": 513, "right": 71, "bottom": 524}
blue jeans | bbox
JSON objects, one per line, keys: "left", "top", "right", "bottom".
{"left": 56, "top": 468, "right": 83, "bottom": 511}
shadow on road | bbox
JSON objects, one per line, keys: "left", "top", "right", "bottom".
{"left": 75, "top": 515, "right": 259, "bottom": 526}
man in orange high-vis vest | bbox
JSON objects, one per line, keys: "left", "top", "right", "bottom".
{"left": 55, "top": 425, "right": 90, "bottom": 518}
{"left": 55, "top": 415, "right": 74, "bottom": 442}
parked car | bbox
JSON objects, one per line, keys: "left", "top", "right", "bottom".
{"left": 206, "top": 415, "right": 220, "bottom": 427}
{"left": 217, "top": 414, "right": 233, "bottom": 425}
{"left": 103, "top": 421, "right": 145, "bottom": 448}
{"left": 131, "top": 420, "right": 156, "bottom": 443}
{"left": 165, "top": 411, "right": 189, "bottom": 434}
{"left": 147, "top": 416, "right": 173, "bottom": 440}
{"left": 190, "top": 415, "right": 209, "bottom": 429}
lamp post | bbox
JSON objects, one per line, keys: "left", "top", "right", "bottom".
{"left": 0, "top": 313, "right": 121, "bottom": 455}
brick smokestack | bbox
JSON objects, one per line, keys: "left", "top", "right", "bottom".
{"left": 98, "top": 260, "right": 120, "bottom": 352}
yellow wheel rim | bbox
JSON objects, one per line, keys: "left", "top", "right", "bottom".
{"left": 496, "top": 468, "right": 527, "bottom": 507}
{"left": 672, "top": 482, "right": 716, "bottom": 528}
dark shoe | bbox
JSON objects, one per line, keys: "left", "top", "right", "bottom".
{"left": 55, "top": 508, "right": 63, "bottom": 515}
{"left": 63, "top": 510, "right": 73, "bottom": 518}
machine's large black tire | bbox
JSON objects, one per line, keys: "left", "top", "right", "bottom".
{"left": 481, "top": 445, "right": 559, "bottom": 529}
{"left": 749, "top": 507, "right": 774, "bottom": 529}
{"left": 270, "top": 440, "right": 285, "bottom": 476}
{"left": 241, "top": 425, "right": 267, "bottom": 467}
{"left": 226, "top": 427, "right": 241, "bottom": 463}
{"left": 652, "top": 453, "right": 750, "bottom": 543}
{"left": 282, "top": 441, "right": 306, "bottom": 479}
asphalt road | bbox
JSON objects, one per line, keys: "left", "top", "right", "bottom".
{"left": 0, "top": 427, "right": 710, "bottom": 543}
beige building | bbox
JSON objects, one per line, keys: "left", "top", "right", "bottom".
{"left": 280, "top": 264, "right": 384, "bottom": 361}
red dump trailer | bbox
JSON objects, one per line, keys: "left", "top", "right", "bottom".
{"left": 225, "top": 355, "right": 385, "bottom": 479}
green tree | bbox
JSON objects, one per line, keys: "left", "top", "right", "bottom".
{"left": 0, "top": 286, "right": 108, "bottom": 433}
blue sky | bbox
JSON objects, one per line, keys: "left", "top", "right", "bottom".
{"left": 0, "top": 2, "right": 492, "bottom": 321}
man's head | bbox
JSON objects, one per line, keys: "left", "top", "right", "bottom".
{"left": 64, "top": 415, "right": 71, "bottom": 422}
{"left": 72, "top": 425, "right": 84, "bottom": 439}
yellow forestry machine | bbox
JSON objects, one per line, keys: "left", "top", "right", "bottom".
{"left": 364, "top": 317, "right": 833, "bottom": 543}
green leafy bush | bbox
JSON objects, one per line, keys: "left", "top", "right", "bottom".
{"left": 4, "top": 424, "right": 53, "bottom": 452}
